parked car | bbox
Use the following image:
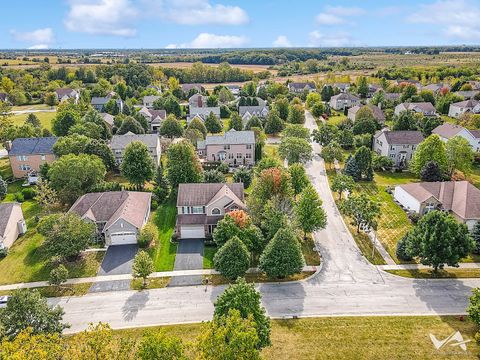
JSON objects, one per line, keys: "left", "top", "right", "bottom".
{"left": 0, "top": 295, "right": 9, "bottom": 308}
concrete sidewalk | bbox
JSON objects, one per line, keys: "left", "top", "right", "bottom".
{"left": 0, "top": 266, "right": 318, "bottom": 291}
{"left": 378, "top": 263, "right": 480, "bottom": 271}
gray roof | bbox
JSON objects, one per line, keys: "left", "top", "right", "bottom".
{"left": 375, "top": 130, "right": 424, "bottom": 145}
{"left": 55, "top": 88, "right": 77, "bottom": 97}
{"left": 9, "top": 137, "right": 57, "bottom": 156}
{"left": 348, "top": 104, "right": 385, "bottom": 121}
{"left": 450, "top": 99, "right": 479, "bottom": 108}
{"left": 331, "top": 93, "right": 360, "bottom": 101}
{"left": 289, "top": 82, "right": 316, "bottom": 90}
{"left": 181, "top": 84, "right": 204, "bottom": 92}
{"left": 432, "top": 123, "right": 465, "bottom": 139}
{"left": 0, "top": 93, "right": 7, "bottom": 102}
{"left": 397, "top": 102, "right": 436, "bottom": 113}
{"left": 384, "top": 93, "right": 401, "bottom": 100}
{"left": 177, "top": 183, "right": 244, "bottom": 206}
{"left": 197, "top": 140, "right": 206, "bottom": 150}
{"left": 91, "top": 97, "right": 110, "bottom": 105}
{"left": 205, "top": 130, "right": 255, "bottom": 146}
{"left": 455, "top": 91, "right": 479, "bottom": 99}
{"left": 239, "top": 105, "right": 268, "bottom": 116}
{"left": 111, "top": 134, "right": 159, "bottom": 149}
{"left": 99, "top": 113, "right": 115, "bottom": 127}
{"left": 143, "top": 95, "right": 160, "bottom": 104}
{"left": 0, "top": 203, "right": 19, "bottom": 238}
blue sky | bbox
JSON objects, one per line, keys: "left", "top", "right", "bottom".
{"left": 1, "top": 0, "right": 480, "bottom": 49}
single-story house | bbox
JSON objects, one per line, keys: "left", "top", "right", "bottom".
{"left": 7, "top": 137, "right": 58, "bottom": 178}
{"left": 197, "top": 129, "right": 256, "bottom": 166}
{"left": 432, "top": 123, "right": 480, "bottom": 152}
{"left": 110, "top": 133, "right": 161, "bottom": 165}
{"left": 329, "top": 93, "right": 360, "bottom": 111}
{"left": 394, "top": 181, "right": 480, "bottom": 230}
{"left": 347, "top": 104, "right": 385, "bottom": 123}
{"left": 0, "top": 203, "right": 27, "bottom": 249}
{"left": 55, "top": 88, "right": 79, "bottom": 103}
{"left": 142, "top": 95, "right": 160, "bottom": 108}
{"left": 447, "top": 99, "right": 480, "bottom": 118}
{"left": 175, "top": 183, "right": 246, "bottom": 239}
{"left": 373, "top": 130, "right": 424, "bottom": 167}
{"left": 288, "top": 82, "right": 316, "bottom": 93}
{"left": 394, "top": 102, "right": 437, "bottom": 117}
{"left": 69, "top": 191, "right": 151, "bottom": 246}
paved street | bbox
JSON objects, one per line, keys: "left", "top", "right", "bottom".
{"left": 51, "top": 111, "right": 480, "bottom": 333}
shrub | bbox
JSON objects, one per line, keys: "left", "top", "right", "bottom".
{"left": 408, "top": 212, "right": 420, "bottom": 224}
{"left": 138, "top": 223, "right": 158, "bottom": 248}
{"left": 21, "top": 187, "right": 36, "bottom": 200}
{"left": 216, "top": 162, "right": 229, "bottom": 174}
{"left": 0, "top": 247, "right": 8, "bottom": 258}
{"left": 396, "top": 235, "right": 413, "bottom": 261}
{"left": 14, "top": 192, "right": 24, "bottom": 203}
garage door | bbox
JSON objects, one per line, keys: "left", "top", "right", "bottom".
{"left": 110, "top": 232, "right": 137, "bottom": 245}
{"left": 180, "top": 225, "right": 204, "bottom": 239}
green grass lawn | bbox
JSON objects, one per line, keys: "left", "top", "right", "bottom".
{"left": 10, "top": 111, "right": 56, "bottom": 131}
{"left": 112, "top": 316, "right": 480, "bottom": 359}
{"left": 302, "top": 234, "right": 321, "bottom": 266}
{"left": 203, "top": 244, "right": 217, "bottom": 269}
{"left": 263, "top": 144, "right": 282, "bottom": 163}
{"left": 0, "top": 157, "right": 13, "bottom": 179}
{"left": 469, "top": 163, "right": 480, "bottom": 189}
{"left": 148, "top": 198, "right": 178, "bottom": 271}
{"left": 11, "top": 104, "right": 53, "bottom": 111}
{"left": 388, "top": 268, "right": 480, "bottom": 278}
{"left": 326, "top": 110, "right": 347, "bottom": 126}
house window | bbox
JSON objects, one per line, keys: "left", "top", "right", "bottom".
{"left": 115, "top": 150, "right": 122, "bottom": 155}
{"left": 19, "top": 165, "right": 31, "bottom": 171}
{"left": 236, "top": 153, "right": 242, "bottom": 159}
{"left": 212, "top": 208, "right": 221, "bottom": 215}
{"left": 390, "top": 154, "right": 395, "bottom": 158}
{"left": 246, "top": 144, "right": 252, "bottom": 150}
{"left": 390, "top": 145, "right": 395, "bottom": 151}
{"left": 192, "top": 206, "right": 203, "bottom": 214}
{"left": 228, "top": 153, "right": 234, "bottom": 159}
{"left": 224, "top": 145, "right": 230, "bottom": 150}
{"left": 246, "top": 154, "right": 252, "bottom": 159}
{"left": 41, "top": 155, "right": 46, "bottom": 161}
{"left": 17, "top": 155, "right": 28, "bottom": 161}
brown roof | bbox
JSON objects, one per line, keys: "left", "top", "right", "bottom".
{"left": 432, "top": 123, "right": 465, "bottom": 139}
{"left": 349, "top": 104, "right": 385, "bottom": 122}
{"left": 398, "top": 181, "right": 480, "bottom": 220}
{"left": 69, "top": 191, "right": 151, "bottom": 231}
{"left": 177, "top": 183, "right": 244, "bottom": 207}
{"left": 470, "top": 130, "right": 480, "bottom": 139}
{"left": 375, "top": 130, "right": 424, "bottom": 145}
{"left": 176, "top": 214, "right": 224, "bottom": 225}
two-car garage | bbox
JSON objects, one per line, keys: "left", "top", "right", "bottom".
{"left": 109, "top": 232, "right": 137, "bottom": 246}
{"left": 179, "top": 225, "right": 205, "bottom": 239}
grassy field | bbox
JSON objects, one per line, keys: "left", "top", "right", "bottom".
{"left": 113, "top": 315, "right": 480, "bottom": 359}
{"left": 148, "top": 198, "right": 178, "bottom": 271}
{"left": 327, "top": 110, "right": 348, "bottom": 126}
{"left": 10, "top": 111, "right": 56, "bottom": 131}
{"left": 388, "top": 269, "right": 480, "bottom": 278}
{"left": 11, "top": 104, "right": 52, "bottom": 111}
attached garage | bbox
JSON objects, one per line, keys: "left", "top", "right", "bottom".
{"left": 180, "top": 225, "right": 205, "bottom": 239}
{"left": 109, "top": 232, "right": 137, "bottom": 245}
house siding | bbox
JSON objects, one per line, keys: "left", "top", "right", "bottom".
{"left": 0, "top": 205, "right": 25, "bottom": 248}
{"left": 205, "top": 143, "right": 255, "bottom": 166}
{"left": 9, "top": 154, "right": 56, "bottom": 178}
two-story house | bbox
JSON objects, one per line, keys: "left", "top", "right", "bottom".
{"left": 110, "top": 133, "right": 161, "bottom": 165}
{"left": 288, "top": 82, "right": 316, "bottom": 93}
{"left": 448, "top": 99, "right": 480, "bottom": 118}
{"left": 394, "top": 102, "right": 437, "bottom": 117}
{"left": 432, "top": 123, "right": 480, "bottom": 152}
{"left": 55, "top": 88, "right": 79, "bottom": 103}
{"left": 187, "top": 107, "right": 221, "bottom": 123}
{"left": 8, "top": 137, "right": 58, "bottom": 178}
{"left": 69, "top": 191, "right": 151, "bottom": 246}
{"left": 175, "top": 183, "right": 246, "bottom": 239}
{"left": 197, "top": 129, "right": 256, "bottom": 166}
{"left": 142, "top": 95, "right": 161, "bottom": 108}
{"left": 239, "top": 98, "right": 269, "bottom": 124}
{"left": 139, "top": 107, "right": 167, "bottom": 132}
{"left": 329, "top": 93, "right": 361, "bottom": 110}
{"left": 91, "top": 95, "right": 124, "bottom": 113}
{"left": 373, "top": 130, "right": 424, "bottom": 168}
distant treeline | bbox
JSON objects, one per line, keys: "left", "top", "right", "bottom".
{"left": 376, "top": 65, "right": 480, "bottom": 81}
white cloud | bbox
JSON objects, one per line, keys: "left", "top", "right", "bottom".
{"left": 308, "top": 30, "right": 356, "bottom": 47}
{"left": 28, "top": 44, "right": 50, "bottom": 50}
{"left": 316, "top": 6, "right": 364, "bottom": 25}
{"left": 273, "top": 35, "right": 292, "bottom": 47}
{"left": 408, "top": 0, "right": 480, "bottom": 40}
{"left": 11, "top": 28, "right": 55, "bottom": 44}
{"left": 166, "top": 33, "right": 248, "bottom": 49}
{"left": 64, "top": 0, "right": 138, "bottom": 37}
{"left": 145, "top": 0, "right": 248, "bottom": 25}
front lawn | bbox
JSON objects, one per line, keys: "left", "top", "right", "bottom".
{"left": 387, "top": 268, "right": 480, "bottom": 279}
{"left": 326, "top": 110, "right": 347, "bottom": 126}
{"left": 148, "top": 198, "right": 178, "bottom": 271}
{"left": 302, "top": 234, "right": 321, "bottom": 266}
{"left": 203, "top": 244, "right": 217, "bottom": 269}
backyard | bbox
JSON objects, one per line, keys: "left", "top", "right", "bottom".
{"left": 10, "top": 111, "right": 56, "bottom": 131}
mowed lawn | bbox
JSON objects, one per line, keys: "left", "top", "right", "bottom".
{"left": 113, "top": 316, "right": 480, "bottom": 359}
{"left": 149, "top": 198, "right": 178, "bottom": 271}
{"left": 10, "top": 111, "right": 56, "bottom": 131}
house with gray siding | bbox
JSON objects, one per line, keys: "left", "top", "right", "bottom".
{"left": 373, "top": 130, "right": 424, "bottom": 168}
{"left": 329, "top": 93, "right": 360, "bottom": 110}
{"left": 110, "top": 133, "right": 161, "bottom": 165}
{"left": 175, "top": 183, "right": 246, "bottom": 239}
{"left": 69, "top": 191, "right": 151, "bottom": 246}
{"left": 394, "top": 102, "right": 437, "bottom": 117}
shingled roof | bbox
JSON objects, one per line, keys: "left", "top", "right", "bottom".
{"left": 177, "top": 183, "right": 245, "bottom": 207}
{"left": 375, "top": 130, "right": 424, "bottom": 145}
{"left": 0, "top": 203, "right": 18, "bottom": 238}
{"left": 111, "top": 134, "right": 159, "bottom": 149}
{"left": 205, "top": 130, "right": 255, "bottom": 146}
{"left": 8, "top": 137, "right": 57, "bottom": 156}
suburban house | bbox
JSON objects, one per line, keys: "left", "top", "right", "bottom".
{"left": 91, "top": 96, "right": 124, "bottom": 113}
{"left": 394, "top": 102, "right": 437, "bottom": 117}
{"left": 454, "top": 91, "right": 479, "bottom": 100}
{"left": 55, "top": 88, "right": 79, "bottom": 103}
{"left": 384, "top": 92, "right": 401, "bottom": 102}
{"left": 367, "top": 84, "right": 382, "bottom": 97}
{"left": 188, "top": 94, "right": 208, "bottom": 107}
{"left": 187, "top": 106, "right": 221, "bottom": 123}
{"left": 0, "top": 93, "right": 8, "bottom": 103}
{"left": 422, "top": 83, "right": 450, "bottom": 94}
{"left": 69, "top": 191, "right": 152, "bottom": 246}
{"left": 197, "top": 129, "right": 256, "bottom": 166}
{"left": 288, "top": 82, "right": 316, "bottom": 93}
{"left": 175, "top": 183, "right": 246, "bottom": 239}
{"left": 332, "top": 83, "right": 350, "bottom": 93}
{"left": 432, "top": 123, "right": 480, "bottom": 152}
{"left": 110, "top": 133, "right": 161, "bottom": 165}
{"left": 373, "top": 130, "right": 424, "bottom": 167}
{"left": 181, "top": 84, "right": 204, "bottom": 94}
{"left": 7, "top": 137, "right": 58, "bottom": 178}
{"left": 225, "top": 84, "right": 240, "bottom": 95}
{"left": 139, "top": 107, "right": 167, "bottom": 132}
{"left": 347, "top": 104, "right": 385, "bottom": 123}
{"left": 0, "top": 203, "right": 27, "bottom": 249}
{"left": 447, "top": 99, "right": 480, "bottom": 118}
{"left": 99, "top": 112, "right": 115, "bottom": 129}
{"left": 329, "top": 93, "right": 360, "bottom": 111}
{"left": 394, "top": 181, "right": 480, "bottom": 230}
{"left": 467, "top": 81, "right": 480, "bottom": 90}
{"left": 142, "top": 95, "right": 160, "bottom": 108}
{"left": 239, "top": 105, "right": 269, "bottom": 124}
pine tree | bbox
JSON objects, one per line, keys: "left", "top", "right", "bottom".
{"left": 153, "top": 165, "right": 169, "bottom": 203}
{"left": 229, "top": 112, "right": 243, "bottom": 131}
{"left": 343, "top": 155, "right": 361, "bottom": 181}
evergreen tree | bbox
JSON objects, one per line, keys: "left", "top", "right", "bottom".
{"left": 229, "top": 112, "right": 243, "bottom": 131}
{"left": 343, "top": 155, "right": 361, "bottom": 181}
{"left": 153, "top": 165, "right": 169, "bottom": 203}
{"left": 295, "top": 185, "right": 327, "bottom": 238}
{"left": 420, "top": 161, "right": 443, "bottom": 182}
{"left": 187, "top": 117, "right": 207, "bottom": 138}
{"left": 471, "top": 221, "right": 480, "bottom": 254}
{"left": 204, "top": 112, "right": 223, "bottom": 133}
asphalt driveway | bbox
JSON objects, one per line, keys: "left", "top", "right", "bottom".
{"left": 169, "top": 239, "right": 204, "bottom": 287}
{"left": 89, "top": 244, "right": 138, "bottom": 293}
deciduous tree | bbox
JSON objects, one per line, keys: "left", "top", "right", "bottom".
{"left": 133, "top": 250, "right": 155, "bottom": 288}
{"left": 410, "top": 134, "right": 447, "bottom": 176}
{"left": 279, "top": 137, "right": 312, "bottom": 164}
{"left": 331, "top": 174, "right": 355, "bottom": 200}
{"left": 166, "top": 140, "right": 203, "bottom": 188}
{"left": 295, "top": 185, "right": 327, "bottom": 238}
{"left": 214, "top": 236, "right": 251, "bottom": 280}
{"left": 121, "top": 141, "right": 155, "bottom": 187}
{"left": 340, "top": 193, "right": 380, "bottom": 234}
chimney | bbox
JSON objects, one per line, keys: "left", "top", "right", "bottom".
{"left": 198, "top": 95, "right": 203, "bottom": 108}
{"left": 5, "top": 140, "right": 12, "bottom": 152}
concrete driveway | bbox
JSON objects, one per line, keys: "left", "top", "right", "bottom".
{"left": 89, "top": 244, "right": 138, "bottom": 293}
{"left": 169, "top": 239, "right": 204, "bottom": 287}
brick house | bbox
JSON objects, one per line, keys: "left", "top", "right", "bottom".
{"left": 8, "top": 137, "right": 58, "bottom": 178}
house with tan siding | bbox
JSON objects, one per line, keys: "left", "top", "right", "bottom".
{"left": 0, "top": 203, "right": 27, "bottom": 248}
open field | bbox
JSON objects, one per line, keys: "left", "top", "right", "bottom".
{"left": 10, "top": 111, "right": 56, "bottom": 131}
{"left": 112, "top": 315, "right": 480, "bottom": 359}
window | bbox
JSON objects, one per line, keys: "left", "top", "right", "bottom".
{"left": 115, "top": 150, "right": 122, "bottom": 155}
{"left": 192, "top": 206, "right": 203, "bottom": 214}
{"left": 246, "top": 154, "right": 252, "bottom": 159}
{"left": 246, "top": 144, "right": 252, "bottom": 150}
{"left": 17, "top": 155, "right": 28, "bottom": 161}
{"left": 224, "top": 145, "right": 230, "bottom": 150}
{"left": 211, "top": 208, "right": 221, "bottom": 215}
{"left": 19, "top": 165, "right": 31, "bottom": 171}
{"left": 390, "top": 145, "right": 395, "bottom": 151}
{"left": 390, "top": 154, "right": 395, "bottom": 158}
{"left": 41, "top": 155, "right": 46, "bottom": 161}
{"left": 237, "top": 153, "right": 242, "bottom": 159}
